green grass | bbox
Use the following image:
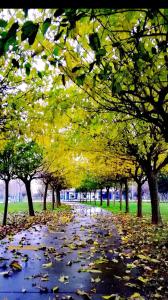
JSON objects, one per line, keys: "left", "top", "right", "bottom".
{"left": 82, "top": 200, "right": 168, "bottom": 222}
{"left": 0, "top": 201, "right": 70, "bottom": 214}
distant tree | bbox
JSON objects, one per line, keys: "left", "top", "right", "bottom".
{"left": 51, "top": 173, "right": 68, "bottom": 208}
{"left": 0, "top": 141, "right": 15, "bottom": 225}
{"left": 13, "top": 140, "right": 43, "bottom": 216}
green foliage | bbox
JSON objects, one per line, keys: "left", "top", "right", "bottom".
{"left": 42, "top": 18, "right": 51, "bottom": 36}
{"left": 0, "top": 141, "right": 15, "bottom": 179}
{"left": 13, "top": 140, "right": 43, "bottom": 180}
{"left": 21, "top": 21, "right": 39, "bottom": 45}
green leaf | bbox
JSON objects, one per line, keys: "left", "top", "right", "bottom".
{"left": 97, "top": 48, "right": 106, "bottom": 57}
{"left": 53, "top": 47, "right": 59, "bottom": 56}
{"left": 12, "top": 59, "right": 19, "bottom": 68}
{"left": 21, "top": 21, "right": 34, "bottom": 41}
{"left": 25, "top": 62, "right": 31, "bottom": 76}
{"left": 89, "top": 32, "right": 101, "bottom": 52}
{"left": 21, "top": 21, "right": 39, "bottom": 45}
{"left": 76, "top": 74, "right": 85, "bottom": 86}
{"left": 6, "top": 22, "right": 19, "bottom": 39}
{"left": 0, "top": 19, "right": 7, "bottom": 28}
{"left": 164, "top": 9, "right": 168, "bottom": 30}
{"left": 4, "top": 36, "right": 17, "bottom": 52}
{"left": 54, "top": 8, "right": 64, "bottom": 18}
{"left": 37, "top": 71, "right": 43, "bottom": 78}
{"left": 42, "top": 18, "right": 51, "bottom": 36}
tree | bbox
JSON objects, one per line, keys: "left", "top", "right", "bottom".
{"left": 13, "top": 140, "right": 43, "bottom": 216}
{"left": 59, "top": 9, "right": 168, "bottom": 142}
{"left": 0, "top": 141, "right": 15, "bottom": 225}
{"left": 51, "top": 173, "right": 68, "bottom": 208}
{"left": 0, "top": 9, "right": 167, "bottom": 141}
{"left": 120, "top": 121, "right": 168, "bottom": 224}
{"left": 129, "top": 165, "right": 146, "bottom": 218}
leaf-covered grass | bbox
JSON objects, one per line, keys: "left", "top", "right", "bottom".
{"left": 82, "top": 200, "right": 168, "bottom": 222}
{"left": 0, "top": 201, "right": 70, "bottom": 214}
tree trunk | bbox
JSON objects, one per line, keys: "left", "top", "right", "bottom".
{"left": 107, "top": 188, "right": 110, "bottom": 207}
{"left": 43, "top": 182, "right": 48, "bottom": 211}
{"left": 2, "top": 179, "right": 9, "bottom": 226}
{"left": 147, "top": 172, "right": 162, "bottom": 224}
{"left": 25, "top": 180, "right": 34, "bottom": 216}
{"left": 137, "top": 182, "right": 142, "bottom": 218}
{"left": 52, "top": 188, "right": 55, "bottom": 210}
{"left": 100, "top": 189, "right": 103, "bottom": 206}
{"left": 125, "top": 178, "right": 129, "bottom": 213}
{"left": 119, "top": 182, "right": 122, "bottom": 211}
{"left": 56, "top": 189, "right": 61, "bottom": 207}
{"left": 90, "top": 192, "right": 91, "bottom": 203}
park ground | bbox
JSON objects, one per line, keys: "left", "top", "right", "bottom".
{"left": 0, "top": 202, "right": 167, "bottom": 299}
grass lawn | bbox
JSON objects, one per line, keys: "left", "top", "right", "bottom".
{"left": 82, "top": 200, "right": 168, "bottom": 222}
{"left": 0, "top": 201, "right": 70, "bottom": 214}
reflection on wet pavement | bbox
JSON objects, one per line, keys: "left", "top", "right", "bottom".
{"left": 0, "top": 204, "right": 146, "bottom": 299}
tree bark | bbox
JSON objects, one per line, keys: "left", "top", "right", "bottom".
{"left": 119, "top": 182, "right": 122, "bottom": 211}
{"left": 2, "top": 179, "right": 9, "bottom": 226}
{"left": 147, "top": 172, "right": 162, "bottom": 224}
{"left": 25, "top": 180, "right": 34, "bottom": 216}
{"left": 52, "top": 188, "right": 55, "bottom": 210}
{"left": 125, "top": 178, "right": 129, "bottom": 213}
{"left": 107, "top": 187, "right": 110, "bottom": 207}
{"left": 43, "top": 182, "right": 48, "bottom": 211}
{"left": 56, "top": 189, "right": 61, "bottom": 207}
{"left": 137, "top": 182, "right": 143, "bottom": 217}
{"left": 100, "top": 189, "right": 103, "bottom": 206}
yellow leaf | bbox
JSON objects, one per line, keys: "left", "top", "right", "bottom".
{"left": 52, "top": 286, "right": 59, "bottom": 293}
{"left": 10, "top": 260, "right": 22, "bottom": 271}
{"left": 42, "top": 262, "right": 52, "bottom": 268}
{"left": 102, "top": 294, "right": 119, "bottom": 299}
{"left": 138, "top": 276, "right": 149, "bottom": 283}
{"left": 129, "top": 292, "right": 145, "bottom": 299}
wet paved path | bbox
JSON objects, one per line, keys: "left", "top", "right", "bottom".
{"left": 0, "top": 204, "right": 143, "bottom": 300}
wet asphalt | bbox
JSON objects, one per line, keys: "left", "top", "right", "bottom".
{"left": 0, "top": 204, "right": 145, "bottom": 300}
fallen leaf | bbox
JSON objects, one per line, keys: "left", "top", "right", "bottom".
{"left": 129, "top": 292, "right": 145, "bottom": 299}
{"left": 52, "top": 286, "right": 59, "bottom": 293}
{"left": 10, "top": 260, "right": 22, "bottom": 271}
{"left": 76, "top": 289, "right": 92, "bottom": 299}
{"left": 58, "top": 275, "right": 69, "bottom": 283}
{"left": 42, "top": 262, "right": 52, "bottom": 268}
{"left": 102, "top": 294, "right": 119, "bottom": 299}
